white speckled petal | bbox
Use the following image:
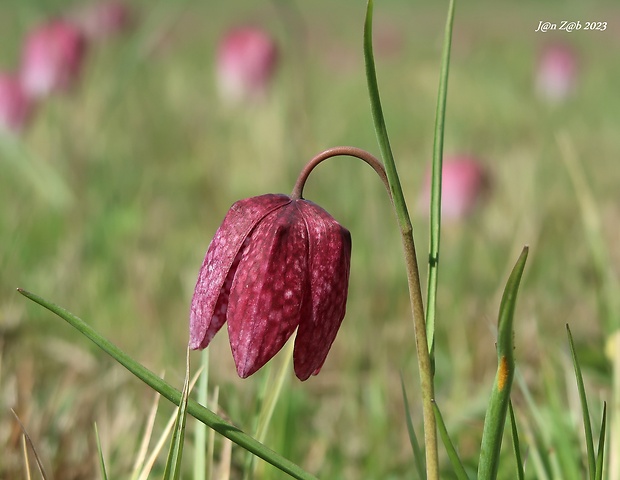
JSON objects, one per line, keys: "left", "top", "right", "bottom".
{"left": 293, "top": 200, "right": 351, "bottom": 381}
{"left": 189, "top": 194, "right": 291, "bottom": 349}
{"left": 227, "top": 203, "right": 311, "bottom": 378}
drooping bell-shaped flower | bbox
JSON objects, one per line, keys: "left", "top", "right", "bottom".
{"left": 0, "top": 73, "right": 35, "bottom": 135}
{"left": 70, "top": 1, "right": 135, "bottom": 42}
{"left": 419, "top": 155, "right": 489, "bottom": 220}
{"left": 190, "top": 193, "right": 351, "bottom": 381}
{"left": 535, "top": 43, "right": 578, "bottom": 103}
{"left": 215, "top": 26, "right": 278, "bottom": 104}
{"left": 20, "top": 19, "right": 87, "bottom": 99}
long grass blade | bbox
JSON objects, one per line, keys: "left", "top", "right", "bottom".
{"left": 163, "top": 347, "right": 191, "bottom": 480}
{"left": 595, "top": 402, "right": 607, "bottom": 480}
{"left": 94, "top": 423, "right": 109, "bottom": 480}
{"left": 433, "top": 401, "right": 469, "bottom": 480}
{"left": 426, "top": 0, "right": 456, "bottom": 357}
{"left": 566, "top": 324, "right": 596, "bottom": 480}
{"left": 508, "top": 401, "right": 525, "bottom": 480}
{"left": 17, "top": 288, "right": 318, "bottom": 480}
{"left": 400, "top": 374, "right": 425, "bottom": 479}
{"left": 478, "top": 246, "right": 529, "bottom": 480}
{"left": 194, "top": 349, "right": 209, "bottom": 480}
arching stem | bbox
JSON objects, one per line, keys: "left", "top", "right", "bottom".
{"left": 291, "top": 146, "right": 390, "bottom": 201}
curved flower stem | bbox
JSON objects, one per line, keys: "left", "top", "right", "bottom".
{"left": 290, "top": 144, "right": 437, "bottom": 478}
{"left": 290, "top": 146, "right": 390, "bottom": 200}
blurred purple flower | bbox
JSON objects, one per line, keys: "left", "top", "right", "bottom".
{"left": 20, "top": 19, "right": 87, "bottom": 99}
{"left": 190, "top": 193, "right": 351, "bottom": 381}
{"left": 536, "top": 43, "right": 578, "bottom": 103}
{"left": 419, "top": 155, "right": 490, "bottom": 220}
{"left": 216, "top": 26, "right": 278, "bottom": 104}
{"left": 0, "top": 73, "right": 34, "bottom": 135}
{"left": 70, "top": 1, "right": 135, "bottom": 41}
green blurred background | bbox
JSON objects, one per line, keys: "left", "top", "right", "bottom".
{"left": 1, "top": 0, "right": 619, "bottom": 478}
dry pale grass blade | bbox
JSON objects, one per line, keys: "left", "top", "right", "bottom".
{"left": 136, "top": 369, "right": 202, "bottom": 480}
{"left": 207, "top": 386, "right": 220, "bottom": 480}
{"left": 210, "top": 386, "right": 233, "bottom": 480}
{"left": 11, "top": 409, "right": 48, "bottom": 480}
{"left": 21, "top": 434, "right": 32, "bottom": 480}
{"left": 130, "top": 372, "right": 166, "bottom": 480}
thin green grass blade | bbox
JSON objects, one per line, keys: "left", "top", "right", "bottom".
{"left": 400, "top": 374, "right": 425, "bottom": 479}
{"left": 163, "top": 347, "right": 191, "bottom": 480}
{"left": 363, "top": 0, "right": 411, "bottom": 227}
{"left": 94, "top": 423, "right": 109, "bottom": 480}
{"left": 508, "top": 401, "right": 525, "bottom": 480}
{"left": 478, "top": 246, "right": 529, "bottom": 480}
{"left": 432, "top": 401, "right": 469, "bottom": 480}
{"left": 595, "top": 402, "right": 607, "bottom": 480}
{"left": 194, "top": 349, "right": 209, "bottom": 480}
{"left": 245, "top": 340, "right": 294, "bottom": 479}
{"left": 566, "top": 324, "right": 596, "bottom": 480}
{"left": 426, "top": 0, "right": 455, "bottom": 357}
{"left": 17, "top": 288, "right": 318, "bottom": 480}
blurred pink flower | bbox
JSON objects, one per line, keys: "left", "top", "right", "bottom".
{"left": 20, "top": 19, "right": 87, "bottom": 99}
{"left": 190, "top": 193, "right": 351, "bottom": 381}
{"left": 535, "top": 43, "right": 578, "bottom": 103}
{"left": 216, "top": 26, "right": 279, "bottom": 104}
{"left": 70, "top": 1, "right": 135, "bottom": 41}
{"left": 0, "top": 73, "right": 35, "bottom": 135}
{"left": 419, "top": 156, "right": 489, "bottom": 220}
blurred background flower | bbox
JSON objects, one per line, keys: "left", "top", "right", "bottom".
{"left": 19, "top": 19, "right": 87, "bottom": 99}
{"left": 535, "top": 42, "right": 579, "bottom": 103}
{"left": 69, "top": 1, "right": 135, "bottom": 42}
{"left": 215, "top": 26, "right": 279, "bottom": 105}
{"left": 0, "top": 72, "right": 34, "bottom": 135}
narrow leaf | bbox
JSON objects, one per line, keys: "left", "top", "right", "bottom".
{"left": 478, "top": 246, "right": 529, "bottom": 480}
{"left": 566, "top": 324, "right": 596, "bottom": 480}
{"left": 400, "top": 374, "right": 425, "bottom": 479}
{"left": 595, "top": 402, "right": 607, "bottom": 480}
{"left": 508, "top": 401, "right": 525, "bottom": 480}
{"left": 363, "top": 0, "right": 411, "bottom": 227}
{"left": 94, "top": 423, "right": 109, "bottom": 480}
{"left": 163, "top": 347, "right": 191, "bottom": 480}
{"left": 426, "top": 0, "right": 456, "bottom": 356}
{"left": 17, "top": 288, "right": 318, "bottom": 480}
{"left": 433, "top": 400, "right": 469, "bottom": 480}
{"left": 194, "top": 349, "right": 210, "bottom": 480}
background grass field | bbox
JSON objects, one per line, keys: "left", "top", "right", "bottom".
{"left": 1, "top": 0, "right": 619, "bottom": 478}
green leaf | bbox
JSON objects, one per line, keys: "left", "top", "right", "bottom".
{"left": 17, "top": 288, "right": 318, "bottom": 480}
{"left": 94, "top": 423, "right": 109, "bottom": 480}
{"left": 163, "top": 347, "right": 191, "bottom": 480}
{"left": 508, "top": 401, "right": 525, "bottom": 480}
{"left": 595, "top": 402, "right": 607, "bottom": 480}
{"left": 426, "top": 0, "right": 456, "bottom": 357}
{"left": 478, "top": 246, "right": 529, "bottom": 480}
{"left": 193, "top": 349, "right": 209, "bottom": 480}
{"left": 400, "top": 374, "right": 425, "bottom": 479}
{"left": 566, "top": 324, "right": 596, "bottom": 480}
{"left": 433, "top": 400, "right": 469, "bottom": 480}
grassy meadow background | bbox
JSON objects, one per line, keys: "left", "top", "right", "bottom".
{"left": 1, "top": 0, "right": 619, "bottom": 478}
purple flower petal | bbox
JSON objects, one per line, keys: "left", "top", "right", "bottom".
{"left": 189, "top": 194, "right": 290, "bottom": 349}
{"left": 293, "top": 200, "right": 351, "bottom": 380}
{"left": 227, "top": 203, "right": 311, "bottom": 378}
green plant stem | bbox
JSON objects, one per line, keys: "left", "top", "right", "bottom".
{"left": 363, "top": 1, "right": 438, "bottom": 477}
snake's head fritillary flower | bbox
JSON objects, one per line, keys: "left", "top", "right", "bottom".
{"left": 0, "top": 73, "right": 34, "bottom": 135}
{"left": 70, "top": 1, "right": 135, "bottom": 41}
{"left": 419, "top": 155, "right": 490, "bottom": 220}
{"left": 20, "top": 19, "right": 87, "bottom": 99}
{"left": 535, "top": 43, "right": 578, "bottom": 103}
{"left": 190, "top": 193, "right": 351, "bottom": 381}
{"left": 216, "top": 26, "right": 278, "bottom": 104}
